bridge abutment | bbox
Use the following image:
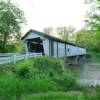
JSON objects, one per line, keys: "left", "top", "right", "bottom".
{"left": 65, "top": 55, "right": 86, "bottom": 65}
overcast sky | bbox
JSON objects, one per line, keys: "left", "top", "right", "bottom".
{"left": 11, "top": 0, "right": 89, "bottom": 33}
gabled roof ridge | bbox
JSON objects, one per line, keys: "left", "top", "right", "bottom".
{"left": 21, "top": 29, "right": 83, "bottom": 48}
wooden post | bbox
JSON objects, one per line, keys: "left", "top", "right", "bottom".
{"left": 12, "top": 55, "right": 16, "bottom": 64}
{"left": 25, "top": 53, "right": 28, "bottom": 60}
{"left": 24, "top": 41, "right": 28, "bottom": 53}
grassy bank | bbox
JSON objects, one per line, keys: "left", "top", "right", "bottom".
{"left": 0, "top": 56, "right": 99, "bottom": 100}
{"left": 21, "top": 92, "right": 100, "bottom": 100}
{"left": 87, "top": 52, "right": 100, "bottom": 61}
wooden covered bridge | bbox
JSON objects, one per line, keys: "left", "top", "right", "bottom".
{"left": 21, "top": 29, "right": 86, "bottom": 64}
{"left": 22, "top": 29, "right": 86, "bottom": 58}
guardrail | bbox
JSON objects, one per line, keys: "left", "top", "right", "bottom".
{"left": 0, "top": 53, "right": 20, "bottom": 57}
{"left": 0, "top": 53, "right": 42, "bottom": 64}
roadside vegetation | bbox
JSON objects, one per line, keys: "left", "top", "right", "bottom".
{"left": 0, "top": 56, "right": 99, "bottom": 100}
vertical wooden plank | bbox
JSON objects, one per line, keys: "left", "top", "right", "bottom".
{"left": 24, "top": 40, "right": 28, "bottom": 53}
{"left": 57, "top": 42, "right": 58, "bottom": 57}
{"left": 49, "top": 40, "right": 51, "bottom": 56}
{"left": 65, "top": 43, "right": 66, "bottom": 57}
{"left": 51, "top": 40, "right": 54, "bottom": 56}
{"left": 49, "top": 40, "right": 54, "bottom": 56}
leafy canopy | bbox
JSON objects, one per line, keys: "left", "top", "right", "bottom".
{"left": 0, "top": 0, "right": 25, "bottom": 52}
{"left": 85, "top": 0, "right": 100, "bottom": 31}
{"left": 75, "top": 29, "right": 100, "bottom": 52}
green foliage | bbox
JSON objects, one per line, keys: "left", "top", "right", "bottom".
{"left": 21, "top": 92, "right": 83, "bottom": 100}
{"left": 0, "top": 63, "right": 15, "bottom": 74}
{"left": 15, "top": 40, "right": 26, "bottom": 53}
{"left": 0, "top": 57, "right": 99, "bottom": 100}
{"left": 0, "top": 74, "right": 21, "bottom": 100}
{"left": 21, "top": 92, "right": 100, "bottom": 100}
{"left": 0, "top": 43, "right": 17, "bottom": 53}
{"left": 0, "top": 74, "right": 58, "bottom": 100}
{"left": 81, "top": 0, "right": 100, "bottom": 53}
{"left": 0, "top": 0, "right": 25, "bottom": 52}
{"left": 0, "top": 57, "right": 85, "bottom": 91}
{"left": 0, "top": 42, "right": 3, "bottom": 52}
{"left": 33, "top": 57, "right": 63, "bottom": 74}
{"left": 16, "top": 60, "right": 32, "bottom": 78}
{"left": 52, "top": 70, "right": 76, "bottom": 90}
{"left": 75, "top": 29, "right": 100, "bottom": 52}
{"left": 85, "top": 0, "right": 100, "bottom": 31}
{"left": 95, "top": 85, "right": 100, "bottom": 93}
{"left": 6, "top": 44, "right": 16, "bottom": 52}
{"left": 24, "top": 79, "right": 58, "bottom": 92}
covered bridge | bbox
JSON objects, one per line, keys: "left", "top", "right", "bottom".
{"left": 21, "top": 29, "right": 86, "bottom": 57}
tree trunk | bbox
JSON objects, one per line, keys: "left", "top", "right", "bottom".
{"left": 3, "top": 34, "right": 7, "bottom": 53}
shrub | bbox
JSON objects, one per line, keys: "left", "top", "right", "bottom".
{"left": 33, "top": 56, "right": 63, "bottom": 74}
{"left": 15, "top": 57, "right": 77, "bottom": 90}
{"left": 52, "top": 70, "right": 76, "bottom": 90}
{"left": 0, "top": 63, "right": 15, "bottom": 74}
{"left": 24, "top": 79, "right": 58, "bottom": 92}
{"left": 16, "top": 60, "right": 33, "bottom": 78}
{"left": 6, "top": 44, "right": 17, "bottom": 53}
{"left": 16, "top": 40, "right": 25, "bottom": 53}
{"left": 0, "top": 57, "right": 86, "bottom": 100}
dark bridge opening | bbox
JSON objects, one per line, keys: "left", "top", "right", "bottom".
{"left": 27, "top": 37, "right": 44, "bottom": 55}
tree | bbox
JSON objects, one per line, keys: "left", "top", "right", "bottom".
{"left": 0, "top": 0, "right": 25, "bottom": 52}
{"left": 85, "top": 0, "right": 100, "bottom": 31}
{"left": 83, "top": 0, "right": 100, "bottom": 52}
{"left": 43, "top": 27, "right": 53, "bottom": 35}
{"left": 75, "top": 28, "right": 100, "bottom": 52}
{"left": 56, "top": 26, "right": 75, "bottom": 41}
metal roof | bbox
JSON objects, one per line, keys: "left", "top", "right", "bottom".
{"left": 21, "top": 29, "right": 84, "bottom": 48}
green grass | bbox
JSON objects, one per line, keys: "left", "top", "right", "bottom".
{"left": 21, "top": 92, "right": 83, "bottom": 100}
{"left": 0, "top": 74, "right": 61, "bottom": 100}
{"left": 21, "top": 92, "right": 100, "bottom": 100}
{"left": 0, "top": 56, "right": 99, "bottom": 100}
{"left": 87, "top": 52, "right": 100, "bottom": 61}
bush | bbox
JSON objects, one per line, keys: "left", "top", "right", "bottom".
{"left": 24, "top": 79, "right": 58, "bottom": 92}
{"left": 0, "top": 40, "right": 25, "bottom": 53}
{"left": 16, "top": 40, "right": 25, "bottom": 53}
{"left": 33, "top": 56, "right": 63, "bottom": 74}
{"left": 0, "top": 63, "right": 15, "bottom": 74}
{"left": 16, "top": 60, "right": 33, "bottom": 78}
{"left": 52, "top": 70, "right": 76, "bottom": 90}
{"left": 0, "top": 57, "right": 86, "bottom": 100}
{"left": 0, "top": 73, "right": 99, "bottom": 100}
{"left": 6, "top": 44, "right": 17, "bottom": 53}
{"left": 31, "top": 56, "right": 77, "bottom": 90}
